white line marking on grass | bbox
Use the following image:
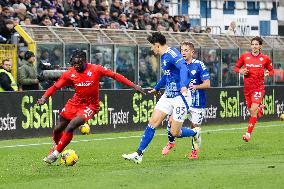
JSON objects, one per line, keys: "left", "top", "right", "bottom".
{"left": 0, "top": 124, "right": 282, "bottom": 149}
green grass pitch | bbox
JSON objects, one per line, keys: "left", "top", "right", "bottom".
{"left": 0, "top": 121, "right": 283, "bottom": 189}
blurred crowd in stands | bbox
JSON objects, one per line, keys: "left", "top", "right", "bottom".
{"left": 0, "top": 0, "right": 212, "bottom": 44}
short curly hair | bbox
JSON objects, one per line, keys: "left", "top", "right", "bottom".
{"left": 70, "top": 50, "right": 86, "bottom": 65}
{"left": 147, "top": 32, "right": 166, "bottom": 45}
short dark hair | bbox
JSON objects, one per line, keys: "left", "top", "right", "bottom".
{"left": 251, "top": 36, "right": 263, "bottom": 45}
{"left": 147, "top": 32, "right": 166, "bottom": 45}
{"left": 181, "top": 41, "right": 195, "bottom": 50}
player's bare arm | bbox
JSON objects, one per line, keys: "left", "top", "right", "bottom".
{"left": 189, "top": 79, "right": 210, "bottom": 90}
{"left": 132, "top": 84, "right": 146, "bottom": 95}
{"left": 37, "top": 95, "right": 47, "bottom": 105}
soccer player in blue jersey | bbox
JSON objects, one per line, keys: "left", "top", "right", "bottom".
{"left": 122, "top": 32, "right": 200, "bottom": 164}
{"left": 161, "top": 41, "right": 210, "bottom": 159}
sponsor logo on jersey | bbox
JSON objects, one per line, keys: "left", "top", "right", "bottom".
{"left": 75, "top": 81, "right": 94, "bottom": 87}
{"left": 199, "top": 61, "right": 207, "bottom": 70}
{"left": 190, "top": 79, "right": 197, "bottom": 84}
{"left": 246, "top": 64, "right": 262, "bottom": 68}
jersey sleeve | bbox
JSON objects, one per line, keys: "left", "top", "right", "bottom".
{"left": 173, "top": 57, "right": 188, "bottom": 88}
{"left": 54, "top": 71, "right": 73, "bottom": 88}
{"left": 98, "top": 65, "right": 134, "bottom": 87}
{"left": 43, "top": 71, "right": 72, "bottom": 98}
{"left": 264, "top": 56, "right": 274, "bottom": 76}
{"left": 199, "top": 62, "right": 210, "bottom": 81}
{"left": 234, "top": 54, "right": 245, "bottom": 73}
{"left": 154, "top": 74, "right": 166, "bottom": 91}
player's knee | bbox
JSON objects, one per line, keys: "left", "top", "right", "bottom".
{"left": 65, "top": 126, "right": 75, "bottom": 133}
{"left": 170, "top": 129, "right": 180, "bottom": 137}
{"left": 149, "top": 118, "right": 160, "bottom": 128}
{"left": 249, "top": 107, "right": 258, "bottom": 116}
{"left": 65, "top": 122, "right": 79, "bottom": 133}
{"left": 54, "top": 125, "right": 64, "bottom": 132}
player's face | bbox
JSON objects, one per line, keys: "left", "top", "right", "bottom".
{"left": 72, "top": 57, "right": 86, "bottom": 72}
{"left": 251, "top": 40, "right": 261, "bottom": 54}
{"left": 181, "top": 45, "right": 194, "bottom": 61}
{"left": 151, "top": 43, "right": 160, "bottom": 55}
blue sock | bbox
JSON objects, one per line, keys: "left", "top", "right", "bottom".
{"left": 178, "top": 127, "right": 196, "bottom": 138}
{"left": 167, "top": 123, "right": 175, "bottom": 143}
{"left": 137, "top": 124, "right": 155, "bottom": 155}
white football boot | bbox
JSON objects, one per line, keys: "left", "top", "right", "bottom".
{"left": 122, "top": 152, "right": 143, "bottom": 164}
{"left": 43, "top": 153, "right": 58, "bottom": 164}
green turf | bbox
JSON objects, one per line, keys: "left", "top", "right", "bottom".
{"left": 0, "top": 121, "right": 283, "bottom": 189}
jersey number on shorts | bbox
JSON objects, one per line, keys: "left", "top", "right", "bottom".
{"left": 176, "top": 107, "right": 186, "bottom": 120}
{"left": 83, "top": 107, "right": 94, "bottom": 118}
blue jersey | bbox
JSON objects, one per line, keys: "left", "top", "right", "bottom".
{"left": 187, "top": 59, "right": 210, "bottom": 108}
{"left": 154, "top": 47, "right": 188, "bottom": 98}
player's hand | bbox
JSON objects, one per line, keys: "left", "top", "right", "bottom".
{"left": 37, "top": 96, "right": 47, "bottom": 105}
{"left": 264, "top": 70, "right": 269, "bottom": 76}
{"left": 132, "top": 84, "right": 146, "bottom": 95}
{"left": 189, "top": 83, "right": 197, "bottom": 90}
{"left": 240, "top": 67, "right": 248, "bottom": 75}
{"left": 180, "top": 86, "right": 188, "bottom": 96}
{"left": 148, "top": 89, "right": 161, "bottom": 96}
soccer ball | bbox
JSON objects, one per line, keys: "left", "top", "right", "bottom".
{"left": 79, "top": 123, "right": 90, "bottom": 135}
{"left": 60, "top": 149, "right": 79, "bottom": 166}
{"left": 280, "top": 114, "right": 284, "bottom": 121}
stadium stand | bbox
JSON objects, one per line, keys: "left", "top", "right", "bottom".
{"left": 0, "top": 0, "right": 203, "bottom": 45}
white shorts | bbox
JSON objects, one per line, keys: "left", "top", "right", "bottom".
{"left": 155, "top": 94, "right": 191, "bottom": 122}
{"left": 188, "top": 107, "right": 205, "bottom": 125}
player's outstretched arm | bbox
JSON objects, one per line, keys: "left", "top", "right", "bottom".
{"left": 37, "top": 96, "right": 47, "bottom": 105}
{"left": 148, "top": 75, "right": 166, "bottom": 96}
{"left": 37, "top": 71, "right": 70, "bottom": 105}
{"left": 132, "top": 83, "right": 146, "bottom": 95}
{"left": 264, "top": 57, "right": 274, "bottom": 77}
{"left": 100, "top": 65, "right": 146, "bottom": 94}
{"left": 37, "top": 85, "right": 59, "bottom": 105}
{"left": 114, "top": 73, "right": 146, "bottom": 94}
{"left": 189, "top": 79, "right": 210, "bottom": 90}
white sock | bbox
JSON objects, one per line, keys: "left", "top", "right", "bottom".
{"left": 52, "top": 150, "right": 59, "bottom": 157}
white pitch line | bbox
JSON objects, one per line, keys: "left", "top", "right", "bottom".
{"left": 0, "top": 124, "right": 282, "bottom": 149}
